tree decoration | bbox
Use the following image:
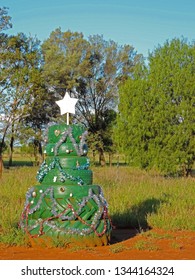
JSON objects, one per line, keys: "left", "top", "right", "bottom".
{"left": 55, "top": 91, "right": 78, "bottom": 125}
{"left": 19, "top": 96, "right": 112, "bottom": 246}
{"left": 36, "top": 157, "right": 85, "bottom": 185}
{"left": 19, "top": 186, "right": 111, "bottom": 238}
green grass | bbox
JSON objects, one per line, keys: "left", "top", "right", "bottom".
{"left": 0, "top": 166, "right": 37, "bottom": 246}
{"left": 140, "top": 231, "right": 174, "bottom": 240}
{"left": 93, "top": 166, "right": 195, "bottom": 231}
{"left": 0, "top": 161, "right": 195, "bottom": 246}
{"left": 109, "top": 244, "right": 129, "bottom": 253}
{"left": 170, "top": 241, "right": 184, "bottom": 250}
{"left": 133, "top": 240, "right": 160, "bottom": 251}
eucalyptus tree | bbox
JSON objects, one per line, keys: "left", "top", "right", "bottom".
{"left": 42, "top": 28, "right": 142, "bottom": 164}
{"left": 0, "top": 7, "right": 12, "bottom": 32}
{"left": 0, "top": 32, "right": 44, "bottom": 165}
{"left": 0, "top": 6, "right": 12, "bottom": 171}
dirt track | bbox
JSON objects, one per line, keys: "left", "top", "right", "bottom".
{"left": 0, "top": 228, "right": 195, "bottom": 260}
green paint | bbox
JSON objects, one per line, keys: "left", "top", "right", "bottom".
{"left": 20, "top": 124, "right": 112, "bottom": 246}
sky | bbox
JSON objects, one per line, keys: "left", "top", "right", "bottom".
{"left": 2, "top": 0, "right": 195, "bottom": 58}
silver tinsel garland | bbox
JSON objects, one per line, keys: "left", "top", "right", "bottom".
{"left": 36, "top": 157, "right": 85, "bottom": 185}
{"left": 43, "top": 122, "right": 57, "bottom": 143}
{"left": 54, "top": 126, "right": 88, "bottom": 156}
{"left": 20, "top": 186, "right": 109, "bottom": 237}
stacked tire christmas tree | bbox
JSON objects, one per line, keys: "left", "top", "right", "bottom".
{"left": 20, "top": 123, "right": 112, "bottom": 246}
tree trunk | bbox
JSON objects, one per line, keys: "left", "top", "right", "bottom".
{"left": 8, "top": 135, "right": 14, "bottom": 167}
{"left": 38, "top": 140, "right": 44, "bottom": 162}
{"left": 33, "top": 139, "right": 43, "bottom": 166}
{"left": 108, "top": 152, "right": 113, "bottom": 167}
{"left": 33, "top": 141, "right": 39, "bottom": 166}
{"left": 98, "top": 148, "right": 106, "bottom": 167}
{"left": 0, "top": 123, "right": 9, "bottom": 156}
{"left": 0, "top": 126, "right": 8, "bottom": 176}
{"left": 0, "top": 155, "right": 3, "bottom": 178}
{"left": 117, "top": 155, "right": 120, "bottom": 167}
{"left": 93, "top": 150, "right": 96, "bottom": 165}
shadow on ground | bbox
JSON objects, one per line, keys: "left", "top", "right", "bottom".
{"left": 3, "top": 160, "right": 34, "bottom": 168}
{"left": 110, "top": 196, "right": 168, "bottom": 244}
{"left": 110, "top": 228, "right": 138, "bottom": 244}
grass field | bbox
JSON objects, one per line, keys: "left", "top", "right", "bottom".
{"left": 0, "top": 158, "right": 195, "bottom": 246}
{"left": 94, "top": 166, "right": 195, "bottom": 231}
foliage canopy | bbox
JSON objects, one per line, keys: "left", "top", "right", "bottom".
{"left": 42, "top": 28, "right": 142, "bottom": 163}
{"left": 115, "top": 38, "right": 195, "bottom": 176}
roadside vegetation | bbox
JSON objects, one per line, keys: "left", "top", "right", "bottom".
{"left": 0, "top": 155, "right": 195, "bottom": 247}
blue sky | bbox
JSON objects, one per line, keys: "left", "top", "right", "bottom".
{"left": 3, "top": 0, "right": 195, "bottom": 57}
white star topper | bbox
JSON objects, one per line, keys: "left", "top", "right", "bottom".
{"left": 55, "top": 91, "right": 78, "bottom": 125}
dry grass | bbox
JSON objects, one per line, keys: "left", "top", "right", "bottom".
{"left": 0, "top": 162, "right": 195, "bottom": 246}
{"left": 93, "top": 166, "right": 195, "bottom": 231}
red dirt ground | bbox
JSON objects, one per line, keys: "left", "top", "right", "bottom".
{"left": 0, "top": 228, "right": 195, "bottom": 260}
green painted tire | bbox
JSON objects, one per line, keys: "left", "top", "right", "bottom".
{"left": 28, "top": 229, "right": 111, "bottom": 247}
{"left": 20, "top": 184, "right": 111, "bottom": 246}
{"left": 31, "top": 184, "right": 101, "bottom": 199}
{"left": 48, "top": 124, "right": 85, "bottom": 144}
{"left": 44, "top": 143, "right": 79, "bottom": 156}
{"left": 41, "top": 169, "right": 93, "bottom": 185}
{"left": 46, "top": 156, "right": 89, "bottom": 169}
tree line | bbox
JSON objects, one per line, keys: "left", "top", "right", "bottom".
{"left": 0, "top": 7, "right": 195, "bottom": 176}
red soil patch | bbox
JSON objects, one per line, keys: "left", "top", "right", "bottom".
{"left": 0, "top": 228, "right": 195, "bottom": 260}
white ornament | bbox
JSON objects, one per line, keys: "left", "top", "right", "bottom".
{"left": 53, "top": 176, "right": 57, "bottom": 182}
{"left": 70, "top": 193, "right": 73, "bottom": 197}
{"left": 32, "top": 191, "right": 36, "bottom": 197}
{"left": 39, "top": 190, "right": 43, "bottom": 193}
{"left": 55, "top": 91, "right": 78, "bottom": 116}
